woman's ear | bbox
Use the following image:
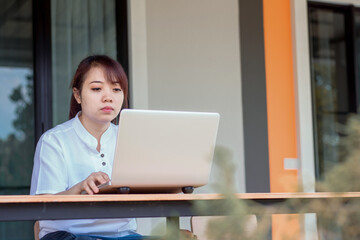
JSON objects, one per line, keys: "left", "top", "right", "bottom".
{"left": 73, "top": 88, "right": 81, "bottom": 104}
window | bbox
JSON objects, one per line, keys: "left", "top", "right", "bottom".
{"left": 0, "top": 0, "right": 35, "bottom": 238}
{"left": 308, "top": 2, "right": 360, "bottom": 179}
{"left": 0, "top": 0, "right": 129, "bottom": 238}
{"left": 51, "top": 0, "right": 119, "bottom": 125}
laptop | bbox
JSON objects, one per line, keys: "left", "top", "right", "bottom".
{"left": 98, "top": 109, "right": 220, "bottom": 194}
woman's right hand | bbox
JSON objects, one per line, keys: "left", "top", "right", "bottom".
{"left": 57, "top": 171, "right": 110, "bottom": 195}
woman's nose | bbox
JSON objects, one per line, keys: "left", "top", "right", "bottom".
{"left": 103, "top": 96, "right": 112, "bottom": 102}
{"left": 102, "top": 89, "right": 113, "bottom": 102}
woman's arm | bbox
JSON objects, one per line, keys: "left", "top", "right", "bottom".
{"left": 31, "top": 132, "right": 111, "bottom": 195}
{"left": 56, "top": 171, "right": 110, "bottom": 195}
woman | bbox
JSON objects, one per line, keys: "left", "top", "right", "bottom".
{"left": 30, "top": 55, "right": 141, "bottom": 240}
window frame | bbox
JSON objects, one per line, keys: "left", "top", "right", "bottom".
{"left": 33, "top": 0, "right": 130, "bottom": 143}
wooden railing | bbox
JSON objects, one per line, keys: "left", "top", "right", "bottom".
{"left": 1, "top": 192, "right": 360, "bottom": 222}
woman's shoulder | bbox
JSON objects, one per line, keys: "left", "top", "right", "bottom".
{"left": 40, "top": 118, "right": 76, "bottom": 141}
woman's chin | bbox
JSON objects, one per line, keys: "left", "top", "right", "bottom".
{"left": 98, "top": 115, "right": 117, "bottom": 123}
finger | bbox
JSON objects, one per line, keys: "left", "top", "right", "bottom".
{"left": 83, "top": 185, "right": 94, "bottom": 195}
{"left": 103, "top": 173, "right": 110, "bottom": 182}
{"left": 96, "top": 171, "right": 110, "bottom": 182}
{"left": 88, "top": 180, "right": 99, "bottom": 194}
{"left": 91, "top": 175, "right": 105, "bottom": 186}
{"left": 92, "top": 172, "right": 110, "bottom": 185}
{"left": 97, "top": 174, "right": 110, "bottom": 185}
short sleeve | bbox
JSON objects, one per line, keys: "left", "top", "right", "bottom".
{"left": 30, "top": 133, "right": 68, "bottom": 195}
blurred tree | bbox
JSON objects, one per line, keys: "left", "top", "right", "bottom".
{"left": 0, "top": 73, "right": 35, "bottom": 239}
{"left": 0, "top": 73, "right": 34, "bottom": 190}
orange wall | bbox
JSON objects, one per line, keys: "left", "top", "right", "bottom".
{"left": 263, "top": 0, "right": 300, "bottom": 238}
{"left": 263, "top": 0, "right": 298, "bottom": 193}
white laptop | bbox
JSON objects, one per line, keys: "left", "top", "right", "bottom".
{"left": 99, "top": 109, "right": 220, "bottom": 194}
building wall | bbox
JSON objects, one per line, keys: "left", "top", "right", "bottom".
{"left": 129, "top": 0, "right": 244, "bottom": 193}
{"left": 264, "top": 0, "right": 298, "bottom": 193}
{"left": 129, "top": 0, "right": 358, "bottom": 237}
{"left": 146, "top": 0, "right": 244, "bottom": 193}
{"left": 129, "top": 0, "right": 244, "bottom": 234}
{"left": 263, "top": 0, "right": 300, "bottom": 238}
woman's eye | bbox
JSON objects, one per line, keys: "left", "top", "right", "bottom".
{"left": 91, "top": 88, "right": 101, "bottom": 91}
{"left": 114, "top": 88, "right": 122, "bottom": 92}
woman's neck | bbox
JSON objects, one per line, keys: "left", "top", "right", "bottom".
{"left": 78, "top": 113, "right": 110, "bottom": 152}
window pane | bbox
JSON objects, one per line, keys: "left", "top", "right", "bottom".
{"left": 0, "top": 0, "right": 34, "bottom": 191}
{"left": 0, "top": 0, "right": 34, "bottom": 238}
{"left": 309, "top": 7, "right": 350, "bottom": 179}
{"left": 51, "top": 0, "right": 117, "bottom": 125}
{"left": 356, "top": 11, "right": 360, "bottom": 100}
{"left": 0, "top": 67, "right": 34, "bottom": 187}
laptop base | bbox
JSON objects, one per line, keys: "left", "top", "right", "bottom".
{"left": 118, "top": 187, "right": 131, "bottom": 194}
{"left": 99, "top": 186, "right": 195, "bottom": 194}
{"left": 182, "top": 186, "right": 194, "bottom": 194}
{"left": 115, "top": 186, "right": 194, "bottom": 194}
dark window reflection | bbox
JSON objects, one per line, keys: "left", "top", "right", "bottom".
{"left": 356, "top": 11, "right": 360, "bottom": 102}
{"left": 309, "top": 6, "right": 354, "bottom": 179}
{"left": 0, "top": 67, "right": 34, "bottom": 189}
{"left": 0, "top": 0, "right": 34, "bottom": 239}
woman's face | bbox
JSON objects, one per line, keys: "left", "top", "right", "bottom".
{"left": 73, "top": 67, "right": 124, "bottom": 127}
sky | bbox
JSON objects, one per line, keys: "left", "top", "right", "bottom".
{"left": 0, "top": 67, "right": 32, "bottom": 140}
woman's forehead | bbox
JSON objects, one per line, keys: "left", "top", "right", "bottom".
{"left": 86, "top": 66, "right": 105, "bottom": 78}
{"left": 85, "top": 66, "right": 120, "bottom": 85}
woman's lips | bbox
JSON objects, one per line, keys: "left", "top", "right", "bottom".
{"left": 101, "top": 107, "right": 113, "bottom": 112}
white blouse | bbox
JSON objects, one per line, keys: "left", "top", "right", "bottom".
{"left": 30, "top": 113, "right": 136, "bottom": 238}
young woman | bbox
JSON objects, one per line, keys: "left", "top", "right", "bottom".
{"left": 30, "top": 55, "right": 141, "bottom": 240}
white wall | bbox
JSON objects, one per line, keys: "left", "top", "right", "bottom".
{"left": 129, "top": 0, "right": 244, "bottom": 235}
{"left": 291, "top": 0, "right": 317, "bottom": 239}
{"left": 291, "top": 0, "right": 316, "bottom": 193}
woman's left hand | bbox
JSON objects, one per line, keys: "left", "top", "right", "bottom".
{"left": 56, "top": 171, "right": 110, "bottom": 195}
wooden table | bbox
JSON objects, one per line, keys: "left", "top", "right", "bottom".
{"left": 1, "top": 192, "right": 360, "bottom": 224}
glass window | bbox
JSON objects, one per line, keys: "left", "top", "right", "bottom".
{"left": 356, "top": 10, "right": 360, "bottom": 101}
{"left": 51, "top": 0, "right": 117, "bottom": 125}
{"left": 308, "top": 6, "right": 353, "bottom": 179}
{"left": 0, "top": 0, "right": 35, "bottom": 238}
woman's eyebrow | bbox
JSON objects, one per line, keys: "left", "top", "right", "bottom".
{"left": 89, "top": 80, "right": 104, "bottom": 84}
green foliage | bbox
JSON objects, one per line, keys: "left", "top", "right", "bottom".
{"left": 194, "top": 146, "right": 271, "bottom": 240}
{"left": 0, "top": 74, "right": 34, "bottom": 188}
{"left": 313, "top": 114, "right": 360, "bottom": 239}
{"left": 0, "top": 73, "right": 35, "bottom": 239}
{"left": 317, "top": 114, "right": 360, "bottom": 192}
{"left": 191, "top": 117, "right": 360, "bottom": 239}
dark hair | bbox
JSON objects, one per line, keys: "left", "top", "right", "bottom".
{"left": 69, "top": 55, "right": 129, "bottom": 120}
